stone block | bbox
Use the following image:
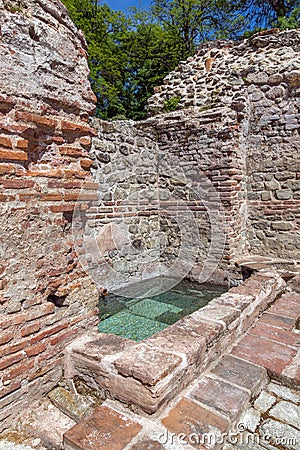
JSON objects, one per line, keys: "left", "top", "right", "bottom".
{"left": 191, "top": 305, "right": 240, "bottom": 328}
{"left": 175, "top": 315, "right": 224, "bottom": 346}
{"left": 211, "top": 355, "right": 268, "bottom": 396}
{"left": 240, "top": 407, "right": 261, "bottom": 433}
{"left": 254, "top": 391, "right": 276, "bottom": 413}
{"left": 269, "top": 401, "right": 300, "bottom": 430}
{"left": 271, "top": 222, "right": 293, "bottom": 231}
{"left": 275, "top": 189, "right": 292, "bottom": 200}
{"left": 48, "top": 387, "right": 95, "bottom": 422}
{"left": 259, "top": 419, "right": 300, "bottom": 450}
{"left": 211, "top": 293, "right": 255, "bottom": 312}
{"left": 145, "top": 322, "right": 206, "bottom": 365}
{"left": 267, "top": 382, "right": 300, "bottom": 404}
{"left": 114, "top": 344, "right": 182, "bottom": 386}
{"left": 190, "top": 375, "right": 250, "bottom": 421}
{"left": 71, "top": 333, "right": 134, "bottom": 361}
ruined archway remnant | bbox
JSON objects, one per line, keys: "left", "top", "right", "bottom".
{"left": 0, "top": 0, "right": 98, "bottom": 432}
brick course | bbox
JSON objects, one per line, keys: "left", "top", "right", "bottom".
{"left": 0, "top": 0, "right": 98, "bottom": 432}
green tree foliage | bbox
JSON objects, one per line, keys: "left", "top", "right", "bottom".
{"left": 231, "top": 0, "right": 300, "bottom": 30}
{"left": 151, "top": 0, "right": 237, "bottom": 59}
{"left": 62, "top": 0, "right": 299, "bottom": 120}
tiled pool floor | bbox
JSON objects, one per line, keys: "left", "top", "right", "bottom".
{"left": 98, "top": 278, "right": 226, "bottom": 341}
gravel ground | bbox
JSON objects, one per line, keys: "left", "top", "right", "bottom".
{"left": 0, "top": 441, "right": 35, "bottom": 450}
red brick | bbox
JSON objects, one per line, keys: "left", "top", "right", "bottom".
{"left": 0, "top": 311, "right": 28, "bottom": 329}
{"left": 0, "top": 380, "right": 21, "bottom": 399}
{"left": 0, "top": 148, "right": 27, "bottom": 161}
{"left": 0, "top": 340, "right": 28, "bottom": 357}
{"left": 48, "top": 180, "right": 83, "bottom": 189}
{"left": 0, "top": 331, "right": 14, "bottom": 346}
{"left": 60, "top": 120, "right": 97, "bottom": 136}
{"left": 21, "top": 297, "right": 42, "bottom": 309}
{"left": 63, "top": 405, "right": 142, "bottom": 450}
{"left": 49, "top": 328, "right": 77, "bottom": 346}
{"left": 25, "top": 342, "right": 47, "bottom": 357}
{"left": 40, "top": 192, "right": 64, "bottom": 201}
{"left": 69, "top": 310, "right": 98, "bottom": 326}
{"left": 64, "top": 192, "right": 80, "bottom": 201}
{"left": 249, "top": 322, "right": 299, "bottom": 348}
{"left": 0, "top": 119, "right": 34, "bottom": 134}
{"left": 18, "top": 192, "right": 40, "bottom": 201}
{"left": 27, "top": 169, "right": 63, "bottom": 178}
{"left": 0, "top": 136, "right": 13, "bottom": 148}
{"left": 0, "top": 352, "right": 25, "bottom": 371}
{"left": 3, "top": 359, "right": 35, "bottom": 382}
{"left": 37, "top": 345, "right": 64, "bottom": 362}
{"left": 0, "top": 193, "right": 15, "bottom": 202}
{"left": 0, "top": 163, "right": 16, "bottom": 175}
{"left": 190, "top": 375, "right": 250, "bottom": 421}
{"left": 79, "top": 136, "right": 92, "bottom": 147}
{"left": 162, "top": 397, "right": 229, "bottom": 443}
{"left": 258, "top": 312, "right": 295, "bottom": 331}
{"left": 84, "top": 181, "right": 100, "bottom": 190}
{"left": 0, "top": 95, "right": 16, "bottom": 110}
{"left": 77, "top": 192, "right": 98, "bottom": 201}
{"left": 30, "top": 323, "right": 69, "bottom": 344}
{"left": 15, "top": 138, "right": 28, "bottom": 149}
{"left": 231, "top": 334, "right": 297, "bottom": 377}
{"left": 80, "top": 158, "right": 93, "bottom": 169}
{"left": 15, "top": 111, "right": 57, "bottom": 128}
{"left": 268, "top": 295, "right": 300, "bottom": 320}
{"left": 0, "top": 179, "right": 35, "bottom": 189}
{"left": 63, "top": 168, "right": 88, "bottom": 179}
{"left": 28, "top": 357, "right": 63, "bottom": 381}
{"left": 26, "top": 303, "right": 55, "bottom": 322}
{"left": 59, "top": 146, "right": 85, "bottom": 157}
{"left": 49, "top": 203, "right": 76, "bottom": 213}
{"left": 21, "top": 322, "right": 41, "bottom": 337}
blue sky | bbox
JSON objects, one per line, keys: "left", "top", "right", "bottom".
{"left": 103, "top": 0, "right": 151, "bottom": 13}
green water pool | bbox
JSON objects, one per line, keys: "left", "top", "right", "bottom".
{"left": 98, "top": 277, "right": 227, "bottom": 341}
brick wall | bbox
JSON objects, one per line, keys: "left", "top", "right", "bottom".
{"left": 0, "top": 0, "right": 98, "bottom": 431}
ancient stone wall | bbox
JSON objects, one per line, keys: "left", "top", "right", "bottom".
{"left": 89, "top": 116, "right": 228, "bottom": 289}
{"left": 0, "top": 0, "right": 98, "bottom": 431}
{"left": 147, "top": 29, "right": 300, "bottom": 263}
{"left": 89, "top": 30, "right": 299, "bottom": 290}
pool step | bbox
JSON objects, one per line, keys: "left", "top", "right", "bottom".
{"left": 63, "top": 405, "right": 142, "bottom": 450}
{"left": 62, "top": 354, "right": 269, "bottom": 450}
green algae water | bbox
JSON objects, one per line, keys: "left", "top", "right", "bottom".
{"left": 98, "top": 277, "right": 226, "bottom": 341}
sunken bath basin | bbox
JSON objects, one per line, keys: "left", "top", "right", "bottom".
{"left": 65, "top": 271, "right": 285, "bottom": 414}
{"left": 98, "top": 277, "right": 227, "bottom": 341}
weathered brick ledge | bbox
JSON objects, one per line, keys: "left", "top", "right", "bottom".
{"left": 64, "top": 270, "right": 285, "bottom": 415}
